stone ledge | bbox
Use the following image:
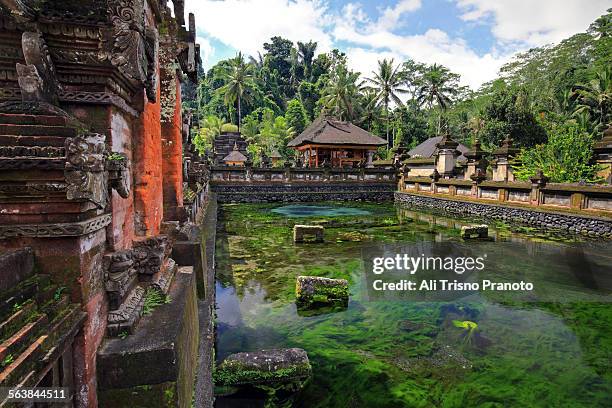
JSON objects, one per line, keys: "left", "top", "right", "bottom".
{"left": 97, "top": 269, "right": 198, "bottom": 392}
{"left": 395, "top": 192, "right": 612, "bottom": 238}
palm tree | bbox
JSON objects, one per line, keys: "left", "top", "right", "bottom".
{"left": 319, "top": 65, "right": 360, "bottom": 121}
{"left": 363, "top": 59, "right": 408, "bottom": 146}
{"left": 249, "top": 52, "right": 264, "bottom": 69}
{"left": 217, "top": 52, "right": 256, "bottom": 131}
{"left": 417, "top": 63, "right": 458, "bottom": 134}
{"left": 359, "top": 89, "right": 381, "bottom": 132}
{"left": 297, "top": 41, "right": 317, "bottom": 80}
{"left": 572, "top": 67, "right": 611, "bottom": 133}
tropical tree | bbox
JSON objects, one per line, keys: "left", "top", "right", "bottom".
{"left": 217, "top": 52, "right": 256, "bottom": 130}
{"left": 285, "top": 99, "right": 309, "bottom": 135}
{"left": 572, "top": 67, "right": 611, "bottom": 133}
{"left": 193, "top": 115, "right": 228, "bottom": 154}
{"left": 363, "top": 59, "right": 408, "bottom": 146}
{"left": 359, "top": 89, "right": 381, "bottom": 132}
{"left": 416, "top": 63, "right": 459, "bottom": 134}
{"left": 319, "top": 64, "right": 360, "bottom": 121}
{"left": 297, "top": 41, "right": 317, "bottom": 80}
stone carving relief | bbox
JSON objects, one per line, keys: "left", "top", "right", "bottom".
{"left": 64, "top": 133, "right": 109, "bottom": 209}
{"left": 144, "top": 27, "right": 159, "bottom": 102}
{"left": 102, "top": 0, "right": 147, "bottom": 86}
{"left": 103, "top": 250, "right": 137, "bottom": 310}
{"left": 132, "top": 236, "right": 169, "bottom": 276}
{"left": 106, "top": 153, "right": 131, "bottom": 198}
{"left": 17, "top": 31, "right": 60, "bottom": 103}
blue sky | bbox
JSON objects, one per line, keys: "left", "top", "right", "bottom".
{"left": 185, "top": 0, "right": 611, "bottom": 89}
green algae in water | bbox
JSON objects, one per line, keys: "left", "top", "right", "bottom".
{"left": 271, "top": 204, "right": 371, "bottom": 217}
{"left": 214, "top": 202, "right": 612, "bottom": 407}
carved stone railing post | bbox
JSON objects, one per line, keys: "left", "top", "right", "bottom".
{"left": 492, "top": 136, "right": 519, "bottom": 182}
{"left": 594, "top": 125, "right": 612, "bottom": 184}
{"left": 470, "top": 168, "right": 486, "bottom": 197}
{"left": 529, "top": 169, "right": 548, "bottom": 206}
{"left": 435, "top": 133, "right": 460, "bottom": 179}
{"left": 464, "top": 139, "right": 488, "bottom": 181}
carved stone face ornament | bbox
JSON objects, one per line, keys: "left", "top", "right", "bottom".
{"left": 65, "top": 133, "right": 109, "bottom": 209}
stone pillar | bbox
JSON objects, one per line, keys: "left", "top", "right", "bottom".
{"left": 464, "top": 139, "right": 488, "bottom": 181}
{"left": 470, "top": 168, "right": 486, "bottom": 196}
{"left": 492, "top": 137, "right": 519, "bottom": 182}
{"left": 529, "top": 169, "right": 548, "bottom": 206}
{"left": 435, "top": 133, "right": 460, "bottom": 178}
{"left": 366, "top": 150, "right": 374, "bottom": 168}
{"left": 594, "top": 125, "right": 612, "bottom": 184}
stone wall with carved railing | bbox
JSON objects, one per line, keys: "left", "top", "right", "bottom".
{"left": 208, "top": 165, "right": 397, "bottom": 203}
{"left": 397, "top": 175, "right": 612, "bottom": 238}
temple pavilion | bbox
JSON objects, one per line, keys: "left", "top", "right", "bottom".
{"left": 288, "top": 117, "right": 387, "bottom": 167}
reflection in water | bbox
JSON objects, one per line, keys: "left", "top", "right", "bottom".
{"left": 271, "top": 204, "right": 371, "bottom": 217}
{"left": 215, "top": 202, "right": 612, "bottom": 408}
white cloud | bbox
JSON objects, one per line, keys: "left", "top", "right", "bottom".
{"left": 455, "top": 0, "right": 610, "bottom": 46}
{"left": 184, "top": 0, "right": 608, "bottom": 89}
{"left": 185, "top": 0, "right": 333, "bottom": 60}
{"left": 333, "top": 4, "right": 510, "bottom": 89}
{"left": 196, "top": 36, "right": 214, "bottom": 67}
{"left": 373, "top": 0, "right": 422, "bottom": 30}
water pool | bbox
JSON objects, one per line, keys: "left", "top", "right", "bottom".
{"left": 270, "top": 204, "right": 371, "bottom": 217}
{"left": 214, "top": 202, "right": 612, "bottom": 407}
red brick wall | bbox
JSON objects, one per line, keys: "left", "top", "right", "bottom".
{"left": 161, "top": 75, "right": 184, "bottom": 221}
{"left": 133, "top": 84, "right": 164, "bottom": 236}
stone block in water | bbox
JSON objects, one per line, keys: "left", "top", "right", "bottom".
{"left": 215, "top": 348, "right": 311, "bottom": 386}
{"left": 293, "top": 225, "right": 324, "bottom": 243}
{"left": 460, "top": 225, "right": 488, "bottom": 239}
{"left": 295, "top": 276, "right": 349, "bottom": 308}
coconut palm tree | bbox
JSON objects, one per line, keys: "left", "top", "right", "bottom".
{"left": 319, "top": 65, "right": 360, "bottom": 121}
{"left": 217, "top": 52, "right": 256, "bottom": 131}
{"left": 572, "top": 67, "right": 611, "bottom": 132}
{"left": 363, "top": 59, "right": 408, "bottom": 146}
{"left": 417, "top": 63, "right": 458, "bottom": 134}
{"left": 297, "top": 41, "right": 317, "bottom": 80}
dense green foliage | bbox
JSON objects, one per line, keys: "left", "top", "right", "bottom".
{"left": 193, "top": 10, "right": 611, "bottom": 180}
{"left": 513, "top": 122, "right": 602, "bottom": 183}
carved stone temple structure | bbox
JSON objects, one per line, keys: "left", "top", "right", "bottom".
{"left": 0, "top": 1, "right": 208, "bottom": 407}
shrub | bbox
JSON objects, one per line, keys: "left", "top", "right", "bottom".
{"left": 513, "top": 122, "right": 602, "bottom": 183}
{"left": 221, "top": 123, "right": 239, "bottom": 133}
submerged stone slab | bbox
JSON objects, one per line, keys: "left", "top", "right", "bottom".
{"left": 295, "top": 276, "right": 349, "bottom": 308}
{"left": 460, "top": 225, "right": 488, "bottom": 239}
{"left": 293, "top": 225, "right": 324, "bottom": 243}
{"left": 215, "top": 348, "right": 311, "bottom": 386}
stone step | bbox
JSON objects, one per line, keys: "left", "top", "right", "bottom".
{"left": 106, "top": 286, "right": 146, "bottom": 337}
{"left": 0, "top": 302, "right": 36, "bottom": 342}
{"left": 0, "top": 305, "right": 84, "bottom": 386}
{"left": 151, "top": 259, "right": 178, "bottom": 295}
{"left": 0, "top": 135, "right": 68, "bottom": 147}
{"left": 0, "top": 124, "right": 77, "bottom": 137}
{"left": 0, "top": 145, "right": 66, "bottom": 158}
{"left": 0, "top": 334, "right": 47, "bottom": 385}
{"left": 0, "top": 314, "right": 48, "bottom": 364}
{"left": 0, "top": 113, "right": 68, "bottom": 127}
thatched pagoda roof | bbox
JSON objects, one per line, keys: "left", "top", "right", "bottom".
{"left": 223, "top": 143, "right": 248, "bottom": 162}
{"left": 288, "top": 117, "right": 386, "bottom": 147}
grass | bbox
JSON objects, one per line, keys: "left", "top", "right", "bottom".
{"left": 142, "top": 289, "right": 170, "bottom": 315}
